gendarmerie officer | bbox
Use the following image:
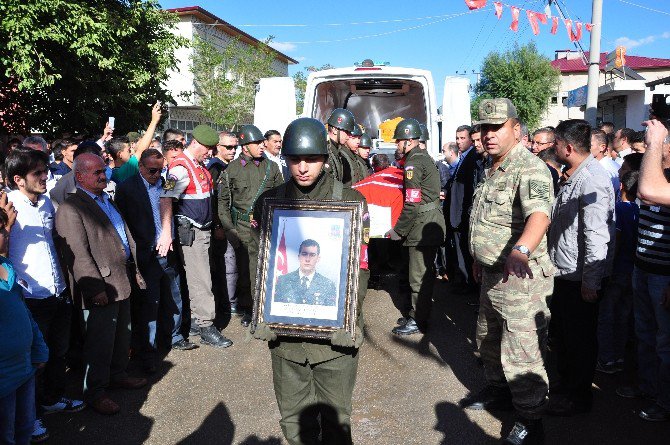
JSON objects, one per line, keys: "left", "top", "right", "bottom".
{"left": 218, "top": 124, "right": 283, "bottom": 327}
{"left": 324, "top": 108, "right": 355, "bottom": 183}
{"left": 250, "top": 117, "right": 370, "bottom": 445}
{"left": 386, "top": 118, "right": 446, "bottom": 335}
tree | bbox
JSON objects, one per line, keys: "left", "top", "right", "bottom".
{"left": 0, "top": 0, "right": 185, "bottom": 136}
{"left": 292, "top": 64, "right": 334, "bottom": 115}
{"left": 187, "top": 35, "right": 279, "bottom": 130}
{"left": 472, "top": 42, "right": 560, "bottom": 130}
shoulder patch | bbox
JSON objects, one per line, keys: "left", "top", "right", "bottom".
{"left": 404, "top": 165, "right": 415, "bottom": 170}
{"left": 529, "top": 180, "right": 550, "bottom": 200}
{"left": 405, "top": 170, "right": 413, "bottom": 180}
{"left": 163, "top": 175, "right": 177, "bottom": 191}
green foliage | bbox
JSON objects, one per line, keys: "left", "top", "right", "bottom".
{"left": 473, "top": 42, "right": 560, "bottom": 130}
{"left": 292, "top": 64, "right": 334, "bottom": 115}
{"left": 187, "top": 34, "right": 279, "bottom": 130}
{"left": 0, "top": 0, "right": 185, "bottom": 136}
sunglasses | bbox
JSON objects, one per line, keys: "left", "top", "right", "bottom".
{"left": 217, "top": 144, "right": 237, "bottom": 150}
{"left": 142, "top": 165, "right": 162, "bottom": 174}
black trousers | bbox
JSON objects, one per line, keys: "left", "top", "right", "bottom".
{"left": 25, "top": 294, "right": 73, "bottom": 409}
{"left": 549, "top": 278, "right": 600, "bottom": 407}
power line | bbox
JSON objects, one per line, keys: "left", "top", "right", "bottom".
{"left": 230, "top": 12, "right": 479, "bottom": 28}
{"left": 618, "top": 0, "right": 670, "bottom": 16}
{"left": 458, "top": 5, "right": 495, "bottom": 72}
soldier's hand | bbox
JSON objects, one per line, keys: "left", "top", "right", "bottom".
{"left": 250, "top": 322, "right": 277, "bottom": 342}
{"left": 472, "top": 262, "right": 482, "bottom": 284}
{"left": 331, "top": 329, "right": 362, "bottom": 348}
{"left": 385, "top": 229, "right": 402, "bottom": 241}
{"left": 581, "top": 285, "right": 598, "bottom": 303}
{"left": 227, "top": 230, "right": 241, "bottom": 248}
{"left": 502, "top": 250, "right": 533, "bottom": 283}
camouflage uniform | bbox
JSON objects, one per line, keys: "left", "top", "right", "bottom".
{"left": 469, "top": 142, "right": 555, "bottom": 419}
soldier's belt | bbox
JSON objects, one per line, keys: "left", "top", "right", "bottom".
{"left": 231, "top": 207, "right": 251, "bottom": 223}
{"left": 417, "top": 201, "right": 440, "bottom": 213}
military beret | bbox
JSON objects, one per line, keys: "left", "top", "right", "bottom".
{"left": 192, "top": 124, "right": 219, "bottom": 147}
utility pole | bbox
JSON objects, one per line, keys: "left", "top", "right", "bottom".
{"left": 585, "top": 0, "right": 603, "bottom": 126}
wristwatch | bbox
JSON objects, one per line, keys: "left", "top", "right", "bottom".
{"left": 512, "top": 245, "right": 531, "bottom": 258}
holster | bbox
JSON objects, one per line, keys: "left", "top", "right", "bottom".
{"left": 176, "top": 217, "right": 195, "bottom": 247}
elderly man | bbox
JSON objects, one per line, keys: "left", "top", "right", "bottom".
{"left": 56, "top": 153, "right": 147, "bottom": 415}
{"left": 530, "top": 127, "right": 556, "bottom": 155}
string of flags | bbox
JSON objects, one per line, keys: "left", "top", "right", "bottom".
{"left": 465, "top": 0, "right": 594, "bottom": 41}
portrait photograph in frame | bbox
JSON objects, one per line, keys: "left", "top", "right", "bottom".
{"left": 252, "top": 199, "right": 364, "bottom": 340}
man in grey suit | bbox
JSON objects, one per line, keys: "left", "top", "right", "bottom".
{"left": 56, "top": 153, "right": 147, "bottom": 415}
{"left": 274, "top": 239, "right": 337, "bottom": 306}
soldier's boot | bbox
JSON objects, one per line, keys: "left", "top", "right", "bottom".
{"left": 240, "top": 313, "right": 252, "bottom": 327}
{"left": 199, "top": 326, "right": 233, "bottom": 349}
{"left": 459, "top": 385, "right": 514, "bottom": 411}
{"left": 502, "top": 417, "right": 544, "bottom": 445}
{"left": 391, "top": 317, "right": 420, "bottom": 335}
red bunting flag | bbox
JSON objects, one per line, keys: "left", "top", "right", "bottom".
{"left": 526, "top": 10, "right": 548, "bottom": 36}
{"left": 465, "top": 0, "right": 487, "bottom": 10}
{"left": 494, "top": 1, "right": 503, "bottom": 19}
{"left": 574, "top": 21, "right": 583, "bottom": 41}
{"left": 564, "top": 18, "right": 573, "bottom": 40}
{"left": 551, "top": 16, "right": 558, "bottom": 34}
{"left": 585, "top": 23, "right": 594, "bottom": 32}
{"left": 510, "top": 6, "right": 520, "bottom": 32}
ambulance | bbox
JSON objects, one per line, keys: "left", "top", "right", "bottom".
{"left": 254, "top": 59, "right": 472, "bottom": 159}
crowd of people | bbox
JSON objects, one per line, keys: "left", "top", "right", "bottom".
{"left": 0, "top": 95, "right": 669, "bottom": 445}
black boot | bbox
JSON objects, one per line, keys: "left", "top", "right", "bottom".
{"left": 199, "top": 326, "right": 233, "bottom": 348}
{"left": 459, "top": 386, "right": 514, "bottom": 411}
{"left": 502, "top": 417, "right": 544, "bottom": 445}
{"left": 240, "top": 313, "right": 252, "bottom": 327}
{"left": 392, "top": 317, "right": 420, "bottom": 335}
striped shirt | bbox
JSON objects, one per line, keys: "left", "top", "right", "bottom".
{"left": 635, "top": 203, "right": 670, "bottom": 275}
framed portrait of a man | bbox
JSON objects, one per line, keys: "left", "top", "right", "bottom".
{"left": 252, "top": 199, "right": 364, "bottom": 339}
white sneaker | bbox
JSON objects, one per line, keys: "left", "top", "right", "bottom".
{"left": 41, "top": 397, "right": 86, "bottom": 414}
{"left": 31, "top": 418, "right": 49, "bottom": 443}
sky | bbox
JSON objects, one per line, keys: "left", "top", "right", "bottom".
{"left": 159, "top": 0, "right": 670, "bottom": 102}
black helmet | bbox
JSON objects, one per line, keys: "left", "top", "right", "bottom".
{"left": 326, "top": 108, "right": 355, "bottom": 132}
{"left": 237, "top": 124, "right": 264, "bottom": 145}
{"left": 359, "top": 133, "right": 372, "bottom": 148}
{"left": 419, "top": 124, "right": 429, "bottom": 143}
{"left": 282, "top": 118, "right": 328, "bottom": 156}
{"left": 393, "top": 118, "right": 422, "bottom": 140}
{"left": 351, "top": 124, "right": 363, "bottom": 137}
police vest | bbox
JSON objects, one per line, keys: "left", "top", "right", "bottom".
{"left": 171, "top": 152, "right": 213, "bottom": 228}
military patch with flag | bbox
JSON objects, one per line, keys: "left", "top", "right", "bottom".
{"left": 529, "top": 180, "right": 550, "bottom": 200}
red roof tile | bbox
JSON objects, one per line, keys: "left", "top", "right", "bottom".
{"left": 551, "top": 52, "right": 670, "bottom": 72}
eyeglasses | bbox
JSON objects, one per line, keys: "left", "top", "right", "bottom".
{"left": 532, "top": 140, "right": 554, "bottom": 146}
{"left": 217, "top": 144, "right": 237, "bottom": 150}
{"left": 141, "top": 165, "right": 162, "bottom": 175}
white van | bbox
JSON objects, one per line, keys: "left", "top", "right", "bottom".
{"left": 254, "top": 60, "right": 471, "bottom": 159}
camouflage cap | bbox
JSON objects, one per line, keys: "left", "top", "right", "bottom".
{"left": 477, "top": 98, "right": 518, "bottom": 125}
{"left": 192, "top": 124, "right": 219, "bottom": 147}
{"left": 126, "top": 131, "right": 141, "bottom": 143}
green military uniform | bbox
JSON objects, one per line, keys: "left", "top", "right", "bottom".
{"left": 393, "top": 144, "right": 446, "bottom": 325}
{"left": 340, "top": 145, "right": 365, "bottom": 186}
{"left": 324, "top": 139, "right": 345, "bottom": 183}
{"left": 252, "top": 171, "right": 369, "bottom": 445}
{"left": 469, "top": 142, "right": 555, "bottom": 419}
{"left": 354, "top": 155, "right": 370, "bottom": 181}
{"left": 218, "top": 153, "right": 283, "bottom": 313}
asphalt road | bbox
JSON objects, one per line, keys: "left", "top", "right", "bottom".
{"left": 45, "top": 278, "right": 670, "bottom": 444}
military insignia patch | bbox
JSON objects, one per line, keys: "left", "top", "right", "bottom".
{"left": 363, "top": 227, "right": 370, "bottom": 243}
{"left": 529, "top": 180, "right": 550, "bottom": 200}
{"left": 484, "top": 101, "right": 495, "bottom": 115}
{"left": 405, "top": 170, "right": 413, "bottom": 180}
{"left": 163, "top": 175, "right": 177, "bottom": 191}
{"left": 337, "top": 117, "right": 343, "bottom": 124}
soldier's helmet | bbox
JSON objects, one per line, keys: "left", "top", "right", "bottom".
{"left": 419, "top": 124, "right": 430, "bottom": 143}
{"left": 359, "top": 133, "right": 372, "bottom": 148}
{"left": 351, "top": 124, "right": 364, "bottom": 137}
{"left": 237, "top": 124, "right": 265, "bottom": 145}
{"left": 393, "top": 118, "right": 422, "bottom": 140}
{"left": 326, "top": 108, "right": 356, "bottom": 133}
{"left": 282, "top": 118, "right": 329, "bottom": 156}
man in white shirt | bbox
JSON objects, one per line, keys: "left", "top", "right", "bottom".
{"left": 263, "top": 129, "right": 288, "bottom": 181}
{"left": 612, "top": 128, "right": 635, "bottom": 166}
{"left": 591, "top": 129, "right": 621, "bottom": 196}
{"left": 5, "top": 149, "right": 85, "bottom": 442}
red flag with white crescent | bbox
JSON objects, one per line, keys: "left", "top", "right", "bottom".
{"left": 276, "top": 222, "right": 288, "bottom": 276}
{"left": 510, "top": 6, "right": 520, "bottom": 32}
{"left": 551, "top": 16, "right": 559, "bottom": 34}
{"left": 494, "top": 2, "right": 503, "bottom": 19}
{"left": 465, "top": 0, "right": 487, "bottom": 10}
{"left": 585, "top": 23, "right": 593, "bottom": 32}
{"left": 574, "top": 21, "right": 583, "bottom": 41}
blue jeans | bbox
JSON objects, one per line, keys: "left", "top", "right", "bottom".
{"left": 0, "top": 375, "right": 36, "bottom": 445}
{"left": 633, "top": 267, "right": 670, "bottom": 410}
{"left": 140, "top": 255, "right": 184, "bottom": 360}
{"left": 598, "top": 272, "right": 633, "bottom": 364}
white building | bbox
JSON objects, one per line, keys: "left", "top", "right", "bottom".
{"left": 540, "top": 49, "right": 670, "bottom": 130}
{"left": 164, "top": 6, "right": 297, "bottom": 137}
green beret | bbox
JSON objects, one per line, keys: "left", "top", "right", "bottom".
{"left": 192, "top": 124, "right": 218, "bottom": 147}
{"left": 126, "top": 131, "right": 141, "bottom": 143}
